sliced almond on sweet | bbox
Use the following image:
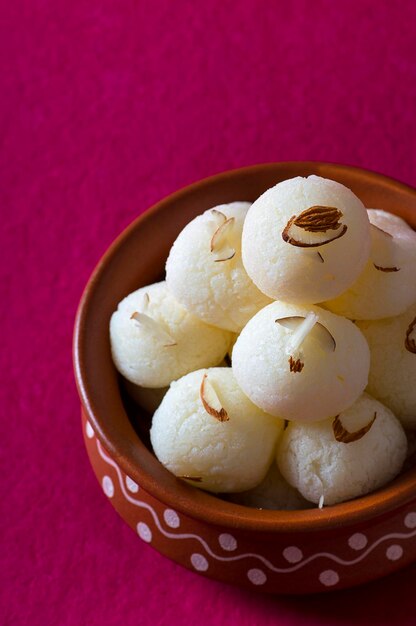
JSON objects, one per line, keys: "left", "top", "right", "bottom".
{"left": 288, "top": 356, "right": 304, "bottom": 373}
{"left": 276, "top": 313, "right": 336, "bottom": 354}
{"left": 210, "top": 217, "right": 235, "bottom": 252}
{"left": 332, "top": 412, "right": 377, "bottom": 443}
{"left": 370, "top": 223, "right": 399, "bottom": 271}
{"left": 405, "top": 316, "right": 416, "bottom": 354}
{"left": 373, "top": 264, "right": 400, "bottom": 273}
{"left": 140, "top": 292, "right": 150, "bottom": 312}
{"left": 210, "top": 208, "right": 227, "bottom": 223}
{"left": 214, "top": 247, "right": 236, "bottom": 262}
{"left": 200, "top": 373, "right": 229, "bottom": 422}
{"left": 282, "top": 206, "right": 348, "bottom": 248}
{"left": 130, "top": 311, "right": 177, "bottom": 347}
{"left": 371, "top": 223, "right": 393, "bottom": 239}
{"left": 180, "top": 475, "right": 203, "bottom": 483}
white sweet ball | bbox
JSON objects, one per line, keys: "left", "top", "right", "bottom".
{"left": 357, "top": 304, "right": 416, "bottom": 428}
{"left": 150, "top": 368, "right": 284, "bottom": 493}
{"left": 325, "top": 209, "right": 416, "bottom": 319}
{"left": 277, "top": 393, "right": 407, "bottom": 506}
{"left": 110, "top": 282, "right": 231, "bottom": 388}
{"left": 166, "top": 202, "right": 272, "bottom": 332}
{"left": 241, "top": 176, "right": 370, "bottom": 303}
{"left": 226, "top": 461, "right": 311, "bottom": 510}
{"left": 232, "top": 301, "right": 370, "bottom": 422}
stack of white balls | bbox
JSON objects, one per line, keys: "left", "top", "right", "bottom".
{"left": 110, "top": 176, "right": 416, "bottom": 509}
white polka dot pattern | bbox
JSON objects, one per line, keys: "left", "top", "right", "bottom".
{"left": 163, "top": 509, "right": 180, "bottom": 528}
{"left": 348, "top": 533, "right": 368, "bottom": 550}
{"left": 282, "top": 546, "right": 303, "bottom": 563}
{"left": 386, "top": 544, "right": 403, "bottom": 561}
{"left": 218, "top": 533, "right": 237, "bottom": 551}
{"left": 102, "top": 475, "right": 114, "bottom": 498}
{"left": 247, "top": 568, "right": 267, "bottom": 585}
{"left": 137, "top": 522, "right": 152, "bottom": 543}
{"left": 405, "top": 512, "right": 416, "bottom": 529}
{"left": 92, "top": 431, "right": 416, "bottom": 592}
{"left": 126, "top": 476, "right": 139, "bottom": 493}
{"left": 319, "top": 570, "right": 339, "bottom": 587}
{"left": 191, "top": 553, "right": 209, "bottom": 571}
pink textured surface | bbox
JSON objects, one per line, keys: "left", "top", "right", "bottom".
{"left": 2, "top": 1, "right": 416, "bottom": 624}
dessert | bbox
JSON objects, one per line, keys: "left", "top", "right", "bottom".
{"left": 325, "top": 209, "right": 416, "bottom": 319}
{"left": 277, "top": 393, "right": 407, "bottom": 505}
{"left": 166, "top": 202, "right": 272, "bottom": 332}
{"left": 110, "top": 281, "right": 231, "bottom": 388}
{"left": 357, "top": 303, "right": 416, "bottom": 428}
{"left": 109, "top": 174, "right": 414, "bottom": 509}
{"left": 150, "top": 368, "right": 284, "bottom": 492}
{"left": 232, "top": 301, "right": 370, "bottom": 421}
{"left": 241, "top": 175, "right": 371, "bottom": 303}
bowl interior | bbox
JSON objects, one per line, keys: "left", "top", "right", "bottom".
{"left": 74, "top": 162, "right": 416, "bottom": 531}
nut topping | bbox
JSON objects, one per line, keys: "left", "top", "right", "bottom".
{"left": 276, "top": 314, "right": 336, "bottom": 354}
{"left": 282, "top": 206, "right": 348, "bottom": 248}
{"left": 210, "top": 217, "right": 236, "bottom": 262}
{"left": 288, "top": 356, "right": 304, "bottom": 373}
{"left": 200, "top": 373, "right": 229, "bottom": 422}
{"left": 373, "top": 263, "right": 400, "bottom": 273}
{"left": 405, "top": 316, "right": 416, "bottom": 354}
{"left": 332, "top": 412, "right": 377, "bottom": 443}
{"left": 130, "top": 311, "right": 177, "bottom": 347}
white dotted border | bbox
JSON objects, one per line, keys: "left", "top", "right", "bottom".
{"left": 91, "top": 427, "right": 416, "bottom": 588}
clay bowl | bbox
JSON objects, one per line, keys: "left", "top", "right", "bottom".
{"left": 73, "top": 162, "right": 416, "bottom": 594}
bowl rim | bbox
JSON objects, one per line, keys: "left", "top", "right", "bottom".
{"left": 73, "top": 161, "right": 416, "bottom": 532}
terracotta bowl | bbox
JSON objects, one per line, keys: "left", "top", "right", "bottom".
{"left": 73, "top": 162, "right": 416, "bottom": 594}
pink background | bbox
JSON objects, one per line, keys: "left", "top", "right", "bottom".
{"left": 2, "top": 1, "right": 416, "bottom": 624}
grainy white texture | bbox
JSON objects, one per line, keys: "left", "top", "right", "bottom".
{"left": 277, "top": 393, "right": 407, "bottom": 505}
{"left": 232, "top": 301, "right": 370, "bottom": 422}
{"left": 110, "top": 282, "right": 231, "bottom": 388}
{"left": 325, "top": 209, "right": 416, "bottom": 319}
{"left": 357, "top": 304, "right": 416, "bottom": 428}
{"left": 241, "top": 176, "right": 370, "bottom": 303}
{"left": 226, "top": 460, "right": 311, "bottom": 510}
{"left": 166, "top": 202, "right": 272, "bottom": 331}
{"left": 150, "top": 368, "right": 284, "bottom": 493}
